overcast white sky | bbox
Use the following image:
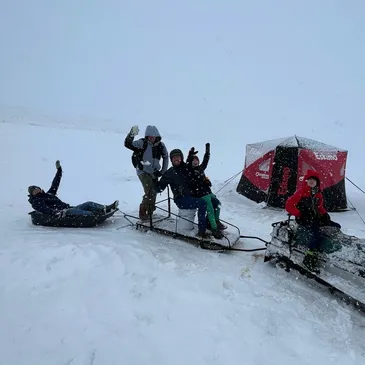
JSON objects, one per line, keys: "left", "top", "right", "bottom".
{"left": 1, "top": 0, "right": 364, "bottom": 150}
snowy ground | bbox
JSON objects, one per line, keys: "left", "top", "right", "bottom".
{"left": 1, "top": 114, "right": 365, "bottom": 365}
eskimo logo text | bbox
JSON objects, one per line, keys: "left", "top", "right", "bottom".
{"left": 314, "top": 152, "right": 338, "bottom": 161}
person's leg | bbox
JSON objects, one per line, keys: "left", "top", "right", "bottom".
{"left": 138, "top": 173, "right": 154, "bottom": 219}
{"left": 299, "top": 225, "right": 322, "bottom": 273}
{"left": 210, "top": 195, "right": 221, "bottom": 220}
{"left": 201, "top": 195, "right": 217, "bottom": 230}
{"left": 64, "top": 207, "right": 94, "bottom": 216}
{"left": 175, "top": 196, "right": 207, "bottom": 232}
{"left": 209, "top": 194, "right": 227, "bottom": 230}
{"left": 73, "top": 201, "right": 105, "bottom": 212}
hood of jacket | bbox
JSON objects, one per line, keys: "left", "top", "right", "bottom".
{"left": 302, "top": 169, "right": 321, "bottom": 191}
{"left": 145, "top": 125, "right": 161, "bottom": 138}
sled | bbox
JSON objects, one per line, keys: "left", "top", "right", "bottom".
{"left": 264, "top": 217, "right": 365, "bottom": 313}
{"left": 121, "top": 189, "right": 269, "bottom": 252}
{"left": 29, "top": 209, "right": 118, "bottom": 228}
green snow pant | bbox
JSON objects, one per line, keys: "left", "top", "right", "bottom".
{"left": 201, "top": 193, "right": 220, "bottom": 230}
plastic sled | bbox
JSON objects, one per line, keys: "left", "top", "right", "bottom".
{"left": 29, "top": 209, "right": 118, "bottom": 228}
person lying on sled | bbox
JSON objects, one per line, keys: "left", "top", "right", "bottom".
{"left": 186, "top": 143, "right": 226, "bottom": 239}
{"left": 28, "top": 160, "right": 119, "bottom": 218}
{"left": 154, "top": 149, "right": 221, "bottom": 239}
{"left": 285, "top": 170, "right": 340, "bottom": 273}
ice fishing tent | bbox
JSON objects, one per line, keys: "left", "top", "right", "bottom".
{"left": 236, "top": 136, "right": 348, "bottom": 212}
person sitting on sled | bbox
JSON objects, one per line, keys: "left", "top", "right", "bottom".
{"left": 285, "top": 170, "right": 339, "bottom": 273}
{"left": 154, "top": 149, "right": 221, "bottom": 239}
{"left": 28, "top": 160, "right": 119, "bottom": 218}
{"left": 186, "top": 143, "right": 226, "bottom": 239}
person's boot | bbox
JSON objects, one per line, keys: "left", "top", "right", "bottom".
{"left": 139, "top": 203, "right": 149, "bottom": 220}
{"left": 302, "top": 249, "right": 320, "bottom": 274}
{"left": 216, "top": 220, "right": 227, "bottom": 230}
{"left": 196, "top": 229, "right": 210, "bottom": 239}
{"left": 211, "top": 229, "right": 224, "bottom": 239}
{"left": 106, "top": 200, "right": 119, "bottom": 213}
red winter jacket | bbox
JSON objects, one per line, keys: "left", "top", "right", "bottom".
{"left": 285, "top": 170, "right": 327, "bottom": 222}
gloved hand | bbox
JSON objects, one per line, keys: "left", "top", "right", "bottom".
{"left": 55, "top": 209, "right": 67, "bottom": 218}
{"left": 189, "top": 147, "right": 199, "bottom": 156}
{"left": 205, "top": 143, "right": 210, "bottom": 153}
{"left": 129, "top": 125, "right": 139, "bottom": 137}
{"left": 153, "top": 169, "right": 162, "bottom": 179}
{"left": 55, "top": 160, "right": 62, "bottom": 170}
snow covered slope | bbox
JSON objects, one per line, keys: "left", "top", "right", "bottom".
{"left": 1, "top": 116, "right": 365, "bottom": 365}
{"left": 1, "top": 1, "right": 365, "bottom": 363}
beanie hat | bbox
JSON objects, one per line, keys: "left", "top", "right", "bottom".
{"left": 169, "top": 149, "right": 184, "bottom": 160}
{"left": 28, "top": 185, "right": 41, "bottom": 195}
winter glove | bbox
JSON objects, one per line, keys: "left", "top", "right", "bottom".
{"left": 189, "top": 147, "right": 199, "bottom": 156}
{"left": 153, "top": 169, "right": 162, "bottom": 179}
{"left": 205, "top": 143, "right": 210, "bottom": 153}
{"left": 55, "top": 160, "right": 62, "bottom": 170}
{"left": 129, "top": 125, "right": 139, "bottom": 137}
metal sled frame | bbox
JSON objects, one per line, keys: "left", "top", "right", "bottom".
{"left": 122, "top": 188, "right": 269, "bottom": 252}
{"left": 265, "top": 217, "right": 365, "bottom": 314}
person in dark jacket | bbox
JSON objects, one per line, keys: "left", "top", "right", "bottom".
{"left": 186, "top": 143, "right": 226, "bottom": 237}
{"left": 154, "top": 149, "right": 220, "bottom": 239}
{"left": 285, "top": 170, "right": 340, "bottom": 272}
{"left": 124, "top": 125, "right": 169, "bottom": 220}
{"left": 28, "top": 161, "right": 119, "bottom": 218}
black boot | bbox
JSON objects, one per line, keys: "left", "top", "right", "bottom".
{"left": 196, "top": 229, "right": 210, "bottom": 239}
{"left": 216, "top": 220, "right": 227, "bottom": 230}
{"left": 211, "top": 229, "right": 224, "bottom": 239}
{"left": 106, "top": 200, "right": 119, "bottom": 213}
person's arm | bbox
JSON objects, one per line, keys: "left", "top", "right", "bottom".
{"left": 47, "top": 160, "right": 62, "bottom": 195}
{"left": 124, "top": 125, "right": 144, "bottom": 150}
{"left": 317, "top": 194, "right": 327, "bottom": 215}
{"left": 186, "top": 147, "right": 198, "bottom": 169}
{"left": 285, "top": 191, "right": 302, "bottom": 217}
{"left": 200, "top": 143, "right": 210, "bottom": 171}
{"left": 155, "top": 169, "right": 171, "bottom": 192}
{"left": 160, "top": 142, "right": 169, "bottom": 174}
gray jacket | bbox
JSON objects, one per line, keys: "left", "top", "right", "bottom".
{"left": 126, "top": 125, "right": 169, "bottom": 176}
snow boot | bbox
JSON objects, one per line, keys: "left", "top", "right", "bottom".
{"left": 211, "top": 229, "right": 224, "bottom": 239}
{"left": 106, "top": 200, "right": 119, "bottom": 213}
{"left": 302, "top": 249, "right": 320, "bottom": 274}
{"left": 207, "top": 218, "right": 227, "bottom": 231}
{"left": 216, "top": 220, "right": 227, "bottom": 230}
{"left": 139, "top": 203, "right": 149, "bottom": 220}
{"left": 196, "top": 229, "right": 210, "bottom": 239}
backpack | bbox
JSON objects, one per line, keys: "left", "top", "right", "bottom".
{"left": 131, "top": 138, "right": 165, "bottom": 169}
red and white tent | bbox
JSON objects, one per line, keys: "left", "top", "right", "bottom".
{"left": 236, "top": 136, "right": 348, "bottom": 212}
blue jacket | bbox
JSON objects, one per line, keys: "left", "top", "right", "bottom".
{"left": 28, "top": 169, "right": 70, "bottom": 215}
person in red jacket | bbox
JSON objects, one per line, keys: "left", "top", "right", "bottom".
{"left": 285, "top": 170, "right": 331, "bottom": 273}
{"left": 286, "top": 170, "right": 328, "bottom": 226}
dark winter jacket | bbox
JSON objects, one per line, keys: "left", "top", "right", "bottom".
{"left": 186, "top": 149, "right": 212, "bottom": 198}
{"left": 28, "top": 169, "right": 70, "bottom": 215}
{"left": 154, "top": 162, "right": 194, "bottom": 201}
{"left": 285, "top": 170, "right": 327, "bottom": 227}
